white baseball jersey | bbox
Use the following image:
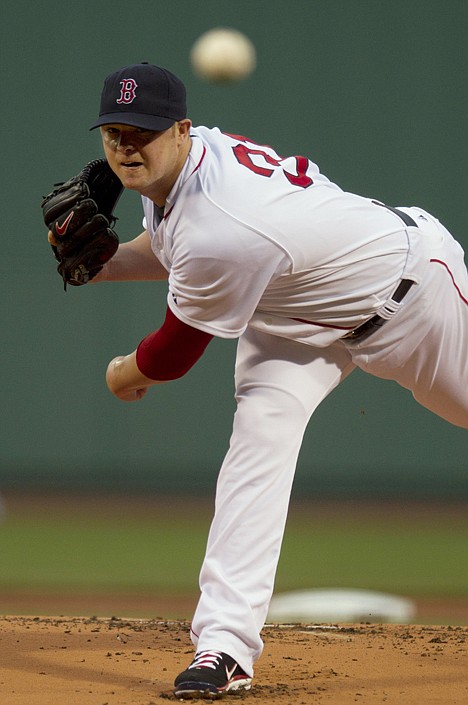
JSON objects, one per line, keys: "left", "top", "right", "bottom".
{"left": 142, "top": 127, "right": 428, "bottom": 346}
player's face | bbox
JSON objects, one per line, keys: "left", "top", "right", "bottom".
{"left": 100, "top": 120, "right": 192, "bottom": 205}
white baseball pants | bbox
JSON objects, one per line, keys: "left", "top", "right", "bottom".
{"left": 190, "top": 208, "right": 468, "bottom": 675}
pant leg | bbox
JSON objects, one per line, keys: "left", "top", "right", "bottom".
{"left": 190, "top": 330, "right": 355, "bottom": 675}
{"left": 344, "top": 210, "right": 468, "bottom": 428}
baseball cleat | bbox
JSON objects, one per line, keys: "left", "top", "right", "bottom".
{"left": 173, "top": 650, "right": 252, "bottom": 699}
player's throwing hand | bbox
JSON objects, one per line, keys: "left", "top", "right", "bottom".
{"left": 105, "top": 353, "right": 158, "bottom": 402}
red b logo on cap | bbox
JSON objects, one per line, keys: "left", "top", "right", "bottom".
{"left": 117, "top": 78, "right": 138, "bottom": 104}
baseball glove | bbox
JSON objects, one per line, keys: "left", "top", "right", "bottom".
{"left": 41, "top": 159, "right": 124, "bottom": 289}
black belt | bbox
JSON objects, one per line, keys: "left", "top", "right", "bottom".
{"left": 372, "top": 201, "right": 418, "bottom": 228}
{"left": 343, "top": 204, "right": 417, "bottom": 342}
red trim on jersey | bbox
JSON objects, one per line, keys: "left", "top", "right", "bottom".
{"left": 188, "top": 145, "right": 207, "bottom": 176}
{"left": 430, "top": 259, "right": 468, "bottom": 305}
{"left": 163, "top": 146, "right": 206, "bottom": 223}
{"left": 291, "top": 317, "right": 355, "bottom": 331}
{"left": 136, "top": 306, "right": 214, "bottom": 380}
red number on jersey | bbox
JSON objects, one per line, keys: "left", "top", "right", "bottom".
{"left": 230, "top": 137, "right": 313, "bottom": 189}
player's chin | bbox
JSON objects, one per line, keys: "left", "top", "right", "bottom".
{"left": 117, "top": 165, "right": 145, "bottom": 188}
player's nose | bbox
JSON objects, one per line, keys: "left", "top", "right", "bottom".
{"left": 115, "top": 133, "right": 137, "bottom": 152}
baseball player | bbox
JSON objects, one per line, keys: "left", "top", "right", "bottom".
{"left": 63, "top": 63, "right": 468, "bottom": 698}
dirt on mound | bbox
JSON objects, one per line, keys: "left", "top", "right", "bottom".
{"left": 0, "top": 615, "right": 466, "bottom": 704}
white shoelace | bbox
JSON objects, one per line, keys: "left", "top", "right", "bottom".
{"left": 189, "top": 650, "right": 224, "bottom": 671}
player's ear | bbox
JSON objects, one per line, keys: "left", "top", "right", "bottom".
{"left": 177, "top": 119, "right": 192, "bottom": 140}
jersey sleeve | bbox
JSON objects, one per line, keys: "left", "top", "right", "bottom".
{"left": 167, "top": 223, "right": 289, "bottom": 338}
{"left": 136, "top": 306, "right": 214, "bottom": 380}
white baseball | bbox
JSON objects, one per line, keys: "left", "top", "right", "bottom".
{"left": 190, "top": 28, "right": 256, "bottom": 83}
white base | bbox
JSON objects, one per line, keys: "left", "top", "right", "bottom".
{"left": 267, "top": 588, "right": 416, "bottom": 624}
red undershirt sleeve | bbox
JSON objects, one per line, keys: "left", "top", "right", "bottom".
{"left": 136, "top": 306, "right": 214, "bottom": 381}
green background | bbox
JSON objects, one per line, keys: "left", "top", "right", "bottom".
{"left": 1, "top": 0, "right": 467, "bottom": 498}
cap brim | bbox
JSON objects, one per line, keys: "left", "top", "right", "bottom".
{"left": 89, "top": 113, "right": 177, "bottom": 131}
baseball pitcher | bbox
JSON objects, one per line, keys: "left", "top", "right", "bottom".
{"left": 42, "top": 63, "right": 468, "bottom": 699}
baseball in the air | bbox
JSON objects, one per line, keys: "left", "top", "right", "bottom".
{"left": 190, "top": 28, "right": 256, "bottom": 83}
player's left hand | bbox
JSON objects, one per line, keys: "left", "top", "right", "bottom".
{"left": 106, "top": 351, "right": 157, "bottom": 402}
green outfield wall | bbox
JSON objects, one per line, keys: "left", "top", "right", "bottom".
{"left": 1, "top": 0, "right": 467, "bottom": 497}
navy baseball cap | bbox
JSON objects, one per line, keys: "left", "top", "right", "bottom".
{"left": 90, "top": 62, "right": 187, "bottom": 131}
